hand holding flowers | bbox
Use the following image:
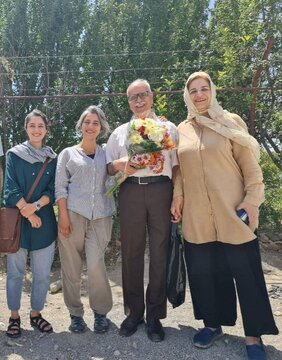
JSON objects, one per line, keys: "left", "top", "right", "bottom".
{"left": 105, "top": 116, "right": 177, "bottom": 197}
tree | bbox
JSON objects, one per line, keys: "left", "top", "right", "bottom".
{"left": 206, "top": 0, "right": 281, "bottom": 169}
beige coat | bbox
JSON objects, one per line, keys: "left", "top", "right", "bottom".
{"left": 173, "top": 116, "right": 265, "bottom": 245}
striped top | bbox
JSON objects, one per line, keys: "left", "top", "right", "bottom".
{"left": 55, "top": 145, "right": 115, "bottom": 220}
{"left": 0, "top": 136, "right": 3, "bottom": 156}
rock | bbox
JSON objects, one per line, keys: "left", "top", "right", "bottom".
{"left": 5, "top": 339, "right": 23, "bottom": 347}
{"left": 259, "top": 242, "right": 268, "bottom": 250}
{"left": 267, "top": 241, "right": 280, "bottom": 251}
{"left": 262, "top": 261, "right": 273, "bottom": 274}
{"left": 269, "top": 285, "right": 282, "bottom": 299}
{"left": 114, "top": 350, "right": 121, "bottom": 356}
{"left": 49, "top": 280, "right": 62, "bottom": 294}
{"left": 269, "top": 233, "right": 282, "bottom": 242}
{"left": 259, "top": 233, "right": 269, "bottom": 243}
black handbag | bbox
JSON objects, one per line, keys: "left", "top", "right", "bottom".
{"left": 0, "top": 157, "right": 49, "bottom": 254}
{"left": 166, "top": 223, "right": 186, "bottom": 308}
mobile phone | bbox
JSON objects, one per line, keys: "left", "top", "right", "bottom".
{"left": 236, "top": 209, "right": 249, "bottom": 225}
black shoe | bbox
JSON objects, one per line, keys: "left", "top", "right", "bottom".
{"left": 146, "top": 319, "right": 165, "bottom": 342}
{"left": 69, "top": 315, "right": 87, "bottom": 333}
{"left": 94, "top": 312, "right": 109, "bottom": 333}
{"left": 119, "top": 316, "right": 144, "bottom": 337}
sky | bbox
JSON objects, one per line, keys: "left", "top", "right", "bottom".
{"left": 210, "top": 0, "right": 215, "bottom": 9}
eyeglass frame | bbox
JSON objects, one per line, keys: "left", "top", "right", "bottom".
{"left": 127, "top": 91, "right": 151, "bottom": 102}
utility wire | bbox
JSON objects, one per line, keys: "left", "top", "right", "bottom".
{"left": 0, "top": 88, "right": 281, "bottom": 100}
{"left": 0, "top": 61, "right": 280, "bottom": 77}
{"left": 3, "top": 49, "right": 216, "bottom": 60}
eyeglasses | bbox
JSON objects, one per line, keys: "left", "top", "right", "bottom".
{"left": 189, "top": 87, "right": 210, "bottom": 96}
{"left": 127, "top": 91, "right": 150, "bottom": 102}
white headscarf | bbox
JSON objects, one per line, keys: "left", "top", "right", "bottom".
{"left": 183, "top": 71, "right": 260, "bottom": 161}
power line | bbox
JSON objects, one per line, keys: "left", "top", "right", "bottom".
{"left": 3, "top": 51, "right": 281, "bottom": 63}
{"left": 3, "top": 49, "right": 211, "bottom": 60}
{"left": 0, "top": 61, "right": 280, "bottom": 78}
{"left": 0, "top": 88, "right": 281, "bottom": 101}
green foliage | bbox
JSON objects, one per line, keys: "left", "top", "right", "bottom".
{"left": 259, "top": 151, "right": 282, "bottom": 231}
{"left": 0, "top": 0, "right": 281, "bottom": 230}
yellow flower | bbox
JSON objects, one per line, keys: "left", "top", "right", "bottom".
{"left": 129, "top": 134, "right": 143, "bottom": 144}
{"left": 144, "top": 124, "right": 155, "bottom": 135}
{"left": 132, "top": 119, "right": 144, "bottom": 130}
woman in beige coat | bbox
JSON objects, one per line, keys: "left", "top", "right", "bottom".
{"left": 171, "top": 71, "right": 278, "bottom": 360}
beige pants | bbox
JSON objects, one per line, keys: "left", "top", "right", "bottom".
{"left": 58, "top": 211, "right": 113, "bottom": 317}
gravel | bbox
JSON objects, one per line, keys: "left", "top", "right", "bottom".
{"left": 0, "top": 250, "right": 281, "bottom": 360}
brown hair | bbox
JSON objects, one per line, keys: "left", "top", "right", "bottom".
{"left": 24, "top": 109, "right": 48, "bottom": 129}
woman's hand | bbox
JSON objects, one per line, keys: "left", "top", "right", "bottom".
{"left": 58, "top": 213, "right": 73, "bottom": 238}
{"left": 171, "top": 196, "right": 184, "bottom": 223}
{"left": 28, "top": 214, "right": 42, "bottom": 228}
{"left": 236, "top": 201, "right": 259, "bottom": 227}
{"left": 20, "top": 203, "right": 37, "bottom": 218}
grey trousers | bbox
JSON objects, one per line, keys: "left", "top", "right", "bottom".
{"left": 58, "top": 211, "right": 113, "bottom": 317}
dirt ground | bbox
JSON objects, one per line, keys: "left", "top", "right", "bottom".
{"left": 0, "top": 243, "right": 281, "bottom": 360}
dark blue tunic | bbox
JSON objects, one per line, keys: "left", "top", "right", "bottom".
{"left": 3, "top": 152, "right": 57, "bottom": 251}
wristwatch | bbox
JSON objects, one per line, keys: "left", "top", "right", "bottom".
{"left": 34, "top": 201, "right": 41, "bottom": 211}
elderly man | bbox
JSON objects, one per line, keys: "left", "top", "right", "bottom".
{"left": 106, "top": 79, "right": 178, "bottom": 342}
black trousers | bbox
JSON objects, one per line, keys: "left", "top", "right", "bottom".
{"left": 184, "top": 239, "right": 279, "bottom": 337}
{"left": 118, "top": 180, "right": 172, "bottom": 321}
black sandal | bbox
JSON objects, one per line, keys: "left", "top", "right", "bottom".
{"left": 30, "top": 313, "right": 53, "bottom": 333}
{"left": 6, "top": 317, "right": 21, "bottom": 338}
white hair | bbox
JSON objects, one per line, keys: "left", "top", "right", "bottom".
{"left": 126, "top": 79, "right": 152, "bottom": 95}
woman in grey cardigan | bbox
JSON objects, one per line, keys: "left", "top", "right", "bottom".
{"left": 55, "top": 105, "right": 115, "bottom": 334}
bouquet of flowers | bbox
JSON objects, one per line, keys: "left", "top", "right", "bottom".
{"left": 105, "top": 116, "right": 177, "bottom": 197}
